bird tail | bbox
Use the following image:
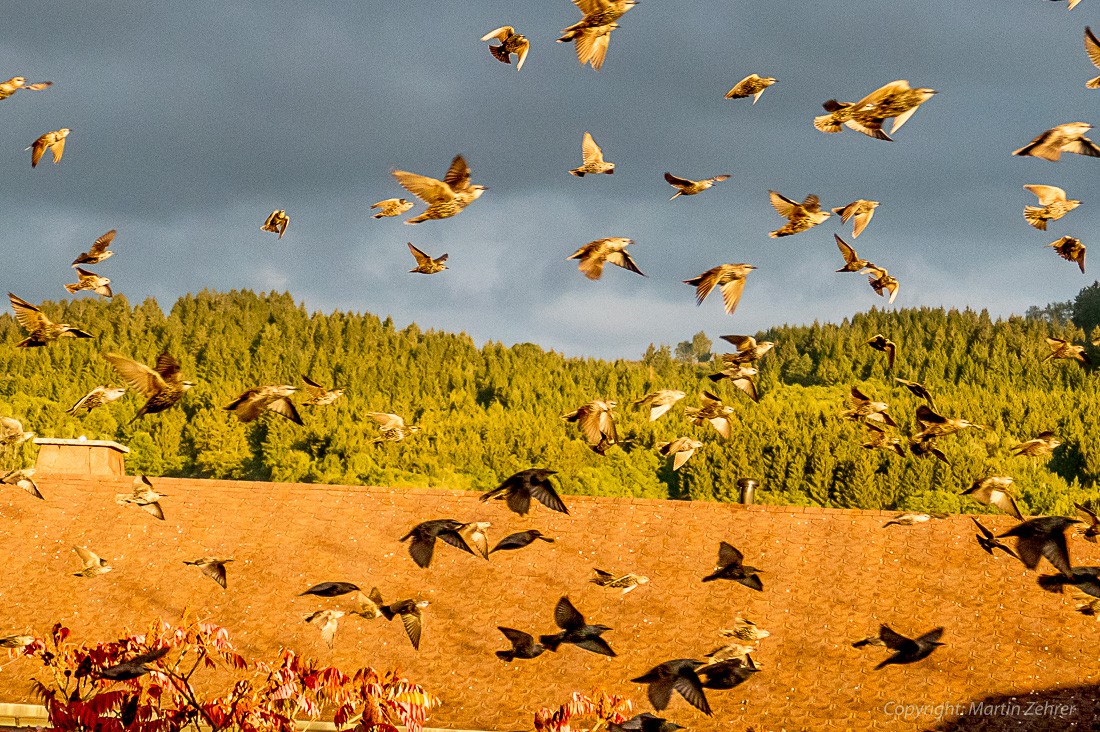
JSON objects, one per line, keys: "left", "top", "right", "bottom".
{"left": 1090, "top": 77, "right": 1100, "bottom": 89}
{"left": 570, "top": 168, "right": 585, "bottom": 177}
{"left": 64, "top": 283, "right": 80, "bottom": 294}
{"left": 1023, "top": 207, "right": 1048, "bottom": 230}
{"left": 489, "top": 44, "right": 511, "bottom": 64}
{"left": 371, "top": 212, "right": 384, "bottom": 219}
{"left": 813, "top": 113, "right": 843, "bottom": 134}
{"left": 669, "top": 192, "right": 681, "bottom": 200}
{"left": 404, "top": 214, "right": 428, "bottom": 225}
{"left": 539, "top": 634, "right": 563, "bottom": 651}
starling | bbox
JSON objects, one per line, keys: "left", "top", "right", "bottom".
{"left": 349, "top": 590, "right": 383, "bottom": 619}
{"left": 300, "top": 581, "right": 361, "bottom": 597}
{"left": 719, "top": 617, "right": 770, "bottom": 643}
{"left": 105, "top": 353, "right": 193, "bottom": 421}
{"left": 865, "top": 266, "right": 899, "bottom": 304}
{"left": 698, "top": 656, "right": 761, "bottom": 689}
{"left": 496, "top": 627, "right": 545, "bottom": 661}
{"left": 459, "top": 521, "right": 492, "bottom": 559}
{"left": 1048, "top": 236, "right": 1086, "bottom": 273}
{"left": 1013, "top": 122, "right": 1100, "bottom": 161}
{"left": 224, "top": 385, "right": 302, "bottom": 425}
{"left": 834, "top": 234, "right": 875, "bottom": 273}
{"left": 481, "top": 26, "right": 530, "bottom": 71}
{"left": 706, "top": 364, "right": 758, "bottom": 401}
{"left": 1, "top": 468, "right": 42, "bottom": 500}
{"left": 909, "top": 435, "right": 948, "bottom": 463}
{"left": 971, "top": 517, "right": 1020, "bottom": 558}
{"left": 1038, "top": 566, "right": 1100, "bottom": 597}
{"left": 719, "top": 334, "right": 774, "bottom": 364}
{"left": 27, "top": 128, "right": 69, "bottom": 167}
{"left": 914, "top": 404, "right": 983, "bottom": 439}
{"left": 1012, "top": 431, "right": 1061, "bottom": 457}
{"left": 702, "top": 541, "right": 763, "bottom": 590}
{"left": 539, "top": 596, "right": 616, "bottom": 656}
{"left": 0, "top": 76, "right": 52, "bottom": 101}
{"left": 657, "top": 437, "right": 703, "bottom": 471}
{"left": 725, "top": 74, "right": 777, "bottom": 104}
{"left": 407, "top": 242, "right": 448, "bottom": 274}
{"left": 371, "top": 588, "right": 428, "bottom": 650}
{"left": 703, "top": 642, "right": 755, "bottom": 665}
{"left": 65, "top": 268, "right": 112, "bottom": 298}
{"left": 609, "top": 713, "right": 684, "bottom": 732}
{"left": 633, "top": 390, "right": 686, "bottom": 421}
{"left": 1075, "top": 503, "right": 1100, "bottom": 543}
{"left": 0, "top": 636, "right": 35, "bottom": 649}
{"left": 568, "top": 238, "right": 644, "bottom": 280}
{"left": 684, "top": 264, "right": 756, "bottom": 315}
{"left": 67, "top": 386, "right": 127, "bottom": 416}
{"left": 370, "top": 198, "right": 413, "bottom": 219}
{"left": 9, "top": 293, "right": 94, "bottom": 347}
{"left": 768, "top": 191, "right": 831, "bottom": 237}
{"left": 0, "top": 417, "right": 33, "bottom": 447}
{"left": 303, "top": 610, "right": 344, "bottom": 649}
{"left": 882, "top": 512, "right": 934, "bottom": 528}
{"left": 893, "top": 377, "right": 933, "bottom": 406}
{"left": 685, "top": 391, "right": 735, "bottom": 439}
{"left": 866, "top": 625, "right": 945, "bottom": 670}
{"left": 367, "top": 412, "right": 421, "bottom": 443}
{"left": 562, "top": 400, "right": 618, "bottom": 446}
{"left": 591, "top": 568, "right": 650, "bottom": 594}
{"left": 558, "top": 0, "right": 636, "bottom": 37}
{"left": 260, "top": 209, "right": 289, "bottom": 238}
{"left": 1085, "top": 27, "right": 1100, "bottom": 87}
{"left": 399, "top": 519, "right": 475, "bottom": 568}
{"left": 663, "top": 172, "right": 732, "bottom": 200}
{"left": 570, "top": 132, "right": 615, "bottom": 176}
{"left": 867, "top": 334, "right": 896, "bottom": 368}
{"left": 73, "top": 546, "right": 112, "bottom": 578}
{"left": 998, "top": 516, "right": 1080, "bottom": 577}
{"left": 558, "top": 0, "right": 635, "bottom": 70}
{"left": 480, "top": 468, "right": 569, "bottom": 515}
{"left": 490, "top": 530, "right": 554, "bottom": 553}
{"left": 1044, "top": 336, "right": 1090, "bottom": 364}
{"left": 392, "top": 155, "right": 487, "bottom": 224}
{"left": 961, "top": 476, "right": 1024, "bottom": 520}
{"left": 301, "top": 375, "right": 343, "bottom": 406}
{"left": 115, "top": 476, "right": 166, "bottom": 520}
{"left": 814, "top": 80, "right": 935, "bottom": 140}
{"left": 98, "top": 647, "right": 170, "bottom": 681}
{"left": 862, "top": 429, "right": 906, "bottom": 456}
{"left": 1024, "top": 185, "right": 1081, "bottom": 230}
{"left": 72, "top": 230, "right": 116, "bottom": 267}
{"left": 841, "top": 386, "right": 897, "bottom": 431}
{"left": 184, "top": 557, "right": 232, "bottom": 589}
{"left": 631, "top": 659, "right": 711, "bottom": 715}
{"left": 832, "top": 200, "right": 880, "bottom": 239}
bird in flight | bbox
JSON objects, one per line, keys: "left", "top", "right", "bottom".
{"left": 370, "top": 198, "right": 413, "bottom": 219}
{"left": 67, "top": 386, "right": 127, "bottom": 416}
{"left": 1048, "top": 236, "right": 1086, "bottom": 273}
{"left": 568, "top": 238, "right": 644, "bottom": 280}
{"left": 1014, "top": 122, "right": 1100, "bottom": 161}
{"left": 725, "top": 74, "right": 777, "bottom": 104}
{"left": 684, "top": 264, "right": 756, "bottom": 315}
{"left": 664, "top": 172, "right": 731, "bottom": 200}
{"left": 260, "top": 209, "right": 290, "bottom": 238}
{"left": 27, "top": 128, "right": 70, "bottom": 167}
{"left": 481, "top": 26, "right": 530, "bottom": 71}
{"left": 570, "top": 132, "right": 615, "bottom": 176}
{"left": 768, "top": 191, "right": 831, "bottom": 237}
{"left": 1023, "top": 185, "right": 1080, "bottom": 230}
{"left": 392, "top": 155, "right": 487, "bottom": 224}
{"left": 9, "top": 293, "right": 94, "bottom": 347}
{"left": 225, "top": 385, "right": 303, "bottom": 425}
{"left": 0, "top": 76, "right": 52, "bottom": 101}
{"left": 105, "top": 353, "right": 194, "bottom": 421}
{"left": 407, "top": 242, "right": 448, "bottom": 274}
{"left": 65, "top": 268, "right": 112, "bottom": 298}
{"left": 72, "top": 230, "right": 116, "bottom": 267}
{"left": 480, "top": 468, "right": 569, "bottom": 515}
{"left": 832, "top": 200, "right": 879, "bottom": 239}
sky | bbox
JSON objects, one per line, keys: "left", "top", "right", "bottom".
{"left": 1, "top": 0, "right": 1097, "bottom": 359}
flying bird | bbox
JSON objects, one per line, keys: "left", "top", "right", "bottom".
{"left": 562, "top": 400, "right": 618, "bottom": 447}
{"left": 115, "top": 476, "right": 166, "bottom": 520}
{"left": 814, "top": 80, "right": 935, "bottom": 140}
{"left": 301, "top": 375, "right": 343, "bottom": 406}
{"left": 698, "top": 656, "right": 760, "bottom": 690}
{"left": 73, "top": 546, "right": 111, "bottom": 578}
{"left": 841, "top": 386, "right": 897, "bottom": 431}
{"left": 1085, "top": 27, "right": 1100, "bottom": 87}
{"left": 866, "top": 625, "right": 945, "bottom": 670}
{"left": 569, "top": 238, "right": 644, "bottom": 280}
{"left": 657, "top": 437, "right": 703, "bottom": 471}
{"left": 1055, "top": 0, "right": 1084, "bottom": 10}
{"left": 260, "top": 209, "right": 289, "bottom": 238}
{"left": 9, "top": 293, "right": 94, "bottom": 347}
{"left": 481, "top": 468, "right": 569, "bottom": 515}
{"left": 610, "top": 714, "right": 685, "bottom": 732}
{"left": 1024, "top": 185, "right": 1081, "bottom": 230}
{"left": 971, "top": 517, "right": 1020, "bottom": 558}
{"left": 1, "top": 469, "right": 42, "bottom": 500}
{"left": 633, "top": 390, "right": 686, "bottom": 421}
{"left": 105, "top": 353, "right": 193, "bottom": 421}
{"left": 371, "top": 588, "right": 427, "bottom": 650}
{"left": 1043, "top": 337, "right": 1090, "bottom": 364}
{"left": 834, "top": 234, "right": 875, "bottom": 273}
{"left": 490, "top": 530, "right": 555, "bottom": 553}
{"left": 399, "top": 519, "right": 475, "bottom": 568}
{"left": 663, "top": 172, "right": 731, "bottom": 200}
{"left": 893, "top": 377, "right": 933, "bottom": 406}
{"left": 67, "top": 386, "right": 127, "bottom": 416}
{"left": 392, "top": 155, "right": 487, "bottom": 224}
{"left": 702, "top": 541, "right": 763, "bottom": 590}
{"left": 72, "top": 230, "right": 116, "bottom": 267}
{"left": 1013, "top": 122, "right": 1100, "bottom": 161}
{"left": 909, "top": 435, "right": 948, "bottom": 463}
{"left": 370, "top": 198, "right": 413, "bottom": 219}
{"left": 725, "top": 74, "right": 777, "bottom": 104}
{"left": 539, "top": 596, "right": 616, "bottom": 656}
{"left": 65, "top": 268, "right": 112, "bottom": 298}
{"left": 496, "top": 627, "right": 546, "bottom": 662}
{"left": 570, "top": 132, "right": 615, "bottom": 176}
{"left": 719, "top": 617, "right": 770, "bottom": 643}
{"left": 558, "top": 0, "right": 636, "bottom": 70}
{"left": 407, "top": 243, "right": 448, "bottom": 274}
{"left": 719, "top": 334, "right": 774, "bottom": 364}
{"left": 882, "top": 512, "right": 936, "bottom": 528}
{"left": 304, "top": 610, "right": 344, "bottom": 649}
{"left": 961, "top": 476, "right": 1024, "bottom": 520}
{"left": 865, "top": 266, "right": 899, "bottom": 304}
{"left": 300, "top": 582, "right": 361, "bottom": 597}
{"left": 481, "top": 26, "right": 530, "bottom": 71}
{"left": 684, "top": 264, "right": 756, "bottom": 315}
{"left": 914, "top": 404, "right": 983, "bottom": 439}
{"left": 706, "top": 364, "right": 758, "bottom": 401}
{"left": 998, "top": 516, "right": 1080, "bottom": 577}
{"left": 1012, "top": 431, "right": 1061, "bottom": 457}
{"left": 685, "top": 391, "right": 735, "bottom": 439}
{"left": 98, "top": 647, "right": 170, "bottom": 681}
{"left": 591, "top": 568, "right": 649, "bottom": 594}
{"left": 459, "top": 521, "right": 491, "bottom": 560}
{"left": 866, "top": 334, "right": 896, "bottom": 369}
{"left": 224, "top": 385, "right": 302, "bottom": 425}
{"left": 184, "top": 557, "right": 232, "bottom": 589}
{"left": 832, "top": 200, "right": 879, "bottom": 239}
{"left": 1048, "top": 236, "right": 1086, "bottom": 273}
{"left": 768, "top": 191, "right": 831, "bottom": 237}
{"left": 0, "top": 417, "right": 34, "bottom": 447}
{"left": 1075, "top": 503, "right": 1100, "bottom": 543}
{"left": 631, "top": 659, "right": 711, "bottom": 716}
{"left": 0, "top": 76, "right": 52, "bottom": 101}
{"left": 862, "top": 430, "right": 905, "bottom": 456}
{"left": 27, "top": 128, "right": 69, "bottom": 167}
{"left": 367, "top": 412, "right": 421, "bottom": 443}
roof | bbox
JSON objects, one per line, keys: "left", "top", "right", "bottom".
{"left": 0, "top": 476, "right": 1097, "bottom": 731}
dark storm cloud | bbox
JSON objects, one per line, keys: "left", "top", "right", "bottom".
{"left": 0, "top": 0, "right": 1096, "bottom": 358}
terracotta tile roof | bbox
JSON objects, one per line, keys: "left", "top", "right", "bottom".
{"left": 0, "top": 477, "right": 1098, "bottom": 730}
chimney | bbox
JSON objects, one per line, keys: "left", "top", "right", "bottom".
{"left": 32, "top": 437, "right": 129, "bottom": 477}
{"left": 737, "top": 478, "right": 757, "bottom": 505}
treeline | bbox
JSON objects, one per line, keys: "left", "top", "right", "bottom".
{"left": 1, "top": 287, "right": 1099, "bottom": 516}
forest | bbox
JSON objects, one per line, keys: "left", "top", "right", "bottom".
{"left": 2, "top": 284, "right": 1100, "bottom": 517}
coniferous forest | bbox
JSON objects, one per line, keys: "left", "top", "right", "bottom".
{"left": 3, "top": 284, "right": 1100, "bottom": 517}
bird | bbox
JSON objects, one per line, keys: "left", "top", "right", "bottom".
{"left": 725, "top": 74, "right": 777, "bottom": 104}
{"left": 0, "top": 76, "right": 52, "bottom": 101}
{"left": 9, "top": 293, "right": 94, "bottom": 347}
{"left": 539, "top": 596, "right": 616, "bottom": 656}
{"left": 703, "top": 642, "right": 755, "bottom": 665}
{"left": 961, "top": 477, "right": 1024, "bottom": 520}
{"left": 698, "top": 656, "right": 760, "bottom": 690}
{"left": 893, "top": 377, "right": 933, "bottom": 406}
{"left": 684, "top": 264, "right": 756, "bottom": 315}
{"left": 832, "top": 200, "right": 880, "bottom": 239}
{"left": 304, "top": 610, "right": 345, "bottom": 649}
{"left": 1043, "top": 337, "right": 1090, "bottom": 364}
{"left": 568, "top": 238, "right": 644, "bottom": 280}
{"left": 865, "top": 266, "right": 899, "bottom": 304}
{"left": 370, "top": 198, "right": 413, "bottom": 219}
{"left": 407, "top": 242, "right": 448, "bottom": 274}
{"left": 392, "top": 155, "right": 487, "bottom": 224}
{"left": 183, "top": 557, "right": 232, "bottom": 589}
{"left": 1, "top": 469, "right": 42, "bottom": 500}
{"left": 71, "top": 230, "right": 117, "bottom": 267}
{"left": 0, "top": 417, "right": 34, "bottom": 447}
{"left": 66, "top": 386, "right": 127, "bottom": 416}
{"left": 490, "top": 530, "right": 555, "bottom": 554}
{"left": 98, "top": 647, "right": 170, "bottom": 681}
{"left": 300, "top": 375, "right": 343, "bottom": 406}
{"left": 371, "top": 588, "right": 428, "bottom": 650}
{"left": 631, "top": 659, "right": 711, "bottom": 716}
{"left": 702, "top": 541, "right": 764, "bottom": 590}
{"left": 707, "top": 364, "right": 758, "bottom": 401}
{"left": 866, "top": 334, "right": 896, "bottom": 369}
{"left": 882, "top": 512, "right": 935, "bottom": 528}
{"left": 480, "top": 468, "right": 569, "bottom": 515}
{"left": 1054, "top": 0, "right": 1084, "bottom": 9}
{"left": 399, "top": 519, "right": 475, "bottom": 568}
{"left": 1023, "top": 185, "right": 1081, "bottom": 230}
{"left": 609, "top": 714, "right": 684, "bottom": 732}
{"left": 27, "top": 128, "right": 70, "bottom": 167}
{"left": 909, "top": 435, "right": 948, "bottom": 463}
{"left": 998, "top": 516, "right": 1081, "bottom": 577}
{"left": 1012, "top": 431, "right": 1061, "bottom": 457}
{"left": 768, "top": 191, "right": 831, "bottom": 237}
{"left": 590, "top": 568, "right": 649, "bottom": 594}
{"left": 348, "top": 590, "right": 383, "bottom": 620}
{"left": 481, "top": 26, "right": 530, "bottom": 71}
{"left": 569, "top": 132, "right": 615, "bottom": 176}
{"left": 558, "top": 0, "right": 636, "bottom": 70}
{"left": 224, "top": 385, "right": 302, "bottom": 425}
{"left": 105, "top": 353, "right": 194, "bottom": 421}
{"left": 915, "top": 406, "right": 985, "bottom": 439}
{"left": 115, "top": 476, "right": 166, "bottom": 520}
{"left": 1085, "top": 27, "right": 1100, "bottom": 87}
{"left": 663, "top": 172, "right": 731, "bottom": 200}
{"left": 719, "top": 617, "right": 771, "bottom": 643}
{"left": 65, "top": 268, "right": 112, "bottom": 298}
{"left": 1048, "top": 236, "right": 1086, "bottom": 273}
{"left": 562, "top": 400, "right": 618, "bottom": 446}
{"left": 657, "top": 438, "right": 703, "bottom": 471}
{"left": 367, "top": 412, "right": 421, "bottom": 443}
{"left": 300, "top": 582, "right": 361, "bottom": 597}
{"left": 862, "top": 430, "right": 906, "bottom": 456}
{"left": 496, "top": 627, "right": 545, "bottom": 662}
{"left": 1013, "top": 122, "right": 1100, "bottom": 161}
{"left": 685, "top": 391, "right": 735, "bottom": 439}
{"left": 0, "top": 636, "right": 35, "bottom": 649}
{"left": 1076, "top": 503, "right": 1100, "bottom": 543}
{"left": 971, "top": 517, "right": 1020, "bottom": 558}
{"left": 841, "top": 386, "right": 897, "bottom": 431}
{"left": 865, "top": 625, "right": 945, "bottom": 670}
{"left": 719, "top": 335, "right": 775, "bottom": 365}
{"left": 834, "top": 235, "right": 875, "bottom": 273}
{"left": 260, "top": 209, "right": 289, "bottom": 238}
{"left": 633, "top": 390, "right": 686, "bottom": 421}
{"left": 73, "top": 546, "right": 111, "bottom": 578}
{"left": 459, "top": 521, "right": 491, "bottom": 560}
{"left": 814, "top": 80, "right": 935, "bottom": 140}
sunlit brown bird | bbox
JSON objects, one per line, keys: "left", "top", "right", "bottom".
{"left": 225, "top": 385, "right": 302, "bottom": 425}
{"left": 367, "top": 412, "right": 421, "bottom": 443}
{"left": 1, "top": 468, "right": 42, "bottom": 500}
{"left": 685, "top": 391, "right": 735, "bottom": 439}
{"left": 909, "top": 435, "right": 948, "bottom": 463}
{"left": 301, "top": 375, "right": 343, "bottom": 406}
{"left": 0, "top": 417, "right": 34, "bottom": 447}
{"left": 73, "top": 546, "right": 111, "bottom": 578}
{"left": 1023, "top": 185, "right": 1080, "bottom": 230}
{"left": 570, "top": 132, "right": 615, "bottom": 176}
{"left": 0, "top": 76, "right": 52, "bottom": 101}
{"left": 1012, "top": 431, "right": 1061, "bottom": 457}
{"left": 392, "top": 155, "right": 487, "bottom": 224}
{"left": 184, "top": 557, "right": 232, "bottom": 589}
{"left": 720, "top": 334, "right": 774, "bottom": 365}
{"left": 1048, "top": 236, "right": 1086, "bottom": 273}
{"left": 562, "top": 400, "right": 617, "bottom": 446}
{"left": 65, "top": 269, "right": 112, "bottom": 298}
{"left": 569, "top": 238, "right": 643, "bottom": 280}
{"left": 260, "top": 209, "right": 289, "bottom": 238}
{"left": 862, "top": 430, "right": 905, "bottom": 456}
{"left": 481, "top": 468, "right": 569, "bottom": 515}
{"left": 893, "top": 377, "right": 933, "bottom": 407}
{"left": 814, "top": 80, "right": 935, "bottom": 140}
{"left": 105, "top": 353, "right": 194, "bottom": 421}
{"left": 657, "top": 437, "right": 703, "bottom": 471}
{"left": 842, "top": 386, "right": 897, "bottom": 431}
{"left": 558, "top": 0, "right": 636, "bottom": 70}
{"left": 407, "top": 242, "right": 448, "bottom": 274}
{"left": 459, "top": 521, "right": 492, "bottom": 560}
{"left": 634, "top": 390, "right": 686, "bottom": 421}
{"left": 9, "top": 293, "right": 93, "bottom": 347}
{"left": 304, "top": 610, "right": 344, "bottom": 650}
{"left": 882, "top": 512, "right": 937, "bottom": 528}
{"left": 481, "top": 26, "right": 530, "bottom": 71}
{"left": 706, "top": 364, "right": 758, "bottom": 402}
{"left": 684, "top": 264, "right": 756, "bottom": 315}
{"left": 867, "top": 334, "right": 896, "bottom": 369}
{"left": 115, "top": 475, "right": 166, "bottom": 520}
{"left": 1085, "top": 27, "right": 1100, "bottom": 87}
{"left": 720, "top": 617, "right": 771, "bottom": 643}
{"left": 834, "top": 235, "right": 874, "bottom": 273}
{"left": 591, "top": 568, "right": 649, "bottom": 594}
{"left": 72, "top": 230, "right": 116, "bottom": 267}
{"left": 67, "top": 386, "right": 127, "bottom": 416}
{"left": 725, "top": 74, "right": 777, "bottom": 104}
{"left": 768, "top": 191, "right": 831, "bottom": 238}
{"left": 866, "top": 266, "right": 899, "bottom": 304}
{"left": 1056, "top": 0, "right": 1084, "bottom": 10}
{"left": 914, "top": 404, "right": 983, "bottom": 440}
{"left": 961, "top": 476, "right": 1024, "bottom": 520}
{"left": 664, "top": 172, "right": 731, "bottom": 200}
{"left": 1044, "top": 337, "right": 1091, "bottom": 364}
{"left": 27, "top": 128, "right": 69, "bottom": 167}
{"left": 371, "top": 588, "right": 428, "bottom": 650}
{"left": 833, "top": 200, "right": 879, "bottom": 239}
{"left": 370, "top": 198, "right": 413, "bottom": 219}
{"left": 1013, "top": 122, "right": 1100, "bottom": 161}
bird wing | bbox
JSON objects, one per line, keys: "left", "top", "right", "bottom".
{"left": 574, "top": 636, "right": 616, "bottom": 656}
{"left": 853, "top": 79, "right": 911, "bottom": 110}
{"left": 401, "top": 611, "right": 423, "bottom": 650}
{"left": 499, "top": 626, "right": 535, "bottom": 647}
{"left": 1065, "top": 137, "right": 1100, "bottom": 157}
{"left": 1025, "top": 184, "right": 1067, "bottom": 206}
{"left": 971, "top": 517, "right": 994, "bottom": 539}
{"left": 768, "top": 191, "right": 798, "bottom": 218}
{"left": 1087, "top": 27, "right": 1100, "bottom": 70}
{"left": 916, "top": 627, "right": 945, "bottom": 645}
{"left": 572, "top": 407, "right": 603, "bottom": 444}
{"left": 851, "top": 208, "right": 875, "bottom": 238}
{"left": 459, "top": 524, "right": 489, "bottom": 559}
{"left": 554, "top": 596, "right": 585, "bottom": 630}
{"left": 480, "top": 26, "right": 513, "bottom": 42}
{"left": 368, "top": 412, "right": 404, "bottom": 429}
{"left": 672, "top": 444, "right": 696, "bottom": 470}
{"left": 406, "top": 535, "right": 435, "bottom": 568}
{"left": 990, "top": 491, "right": 1023, "bottom": 520}
{"left": 1041, "top": 532, "right": 1074, "bottom": 577}
{"left": 320, "top": 614, "right": 339, "bottom": 648}
{"left": 49, "top": 136, "right": 66, "bottom": 163}
{"left": 877, "top": 625, "right": 910, "bottom": 650}
{"left": 687, "top": 268, "right": 719, "bottom": 306}
{"left": 140, "top": 501, "right": 165, "bottom": 521}
{"left": 8, "top": 293, "right": 49, "bottom": 333}
{"left": 835, "top": 234, "right": 859, "bottom": 265}
{"left": 301, "top": 374, "right": 326, "bottom": 397}
{"left": 889, "top": 104, "right": 924, "bottom": 134}
{"left": 514, "top": 38, "right": 530, "bottom": 71}
{"left": 597, "top": 408, "right": 618, "bottom": 442}
{"left": 672, "top": 671, "right": 712, "bottom": 715}
{"left": 391, "top": 170, "right": 454, "bottom": 204}
{"left": 717, "top": 541, "right": 743, "bottom": 567}
{"left": 105, "top": 354, "right": 167, "bottom": 397}
{"left": 87, "top": 230, "right": 116, "bottom": 257}
{"left": 201, "top": 561, "right": 228, "bottom": 589}
{"left": 915, "top": 404, "right": 945, "bottom": 425}
{"left": 718, "top": 277, "right": 747, "bottom": 315}
{"left": 267, "top": 397, "right": 303, "bottom": 425}
{"left": 645, "top": 676, "right": 675, "bottom": 712}
{"left": 573, "top": 0, "right": 609, "bottom": 12}
{"left": 407, "top": 242, "right": 435, "bottom": 267}
{"left": 720, "top": 334, "right": 755, "bottom": 352}
{"left": 437, "top": 528, "right": 476, "bottom": 556}
{"left": 582, "top": 132, "right": 605, "bottom": 164}
{"left": 801, "top": 194, "right": 822, "bottom": 212}
{"left": 1077, "top": 502, "right": 1100, "bottom": 523}
{"left": 74, "top": 546, "right": 100, "bottom": 567}
{"left": 530, "top": 481, "right": 569, "bottom": 514}
{"left": 664, "top": 172, "right": 693, "bottom": 187}
{"left": 576, "top": 26, "right": 611, "bottom": 70}
{"left": 442, "top": 155, "right": 471, "bottom": 192}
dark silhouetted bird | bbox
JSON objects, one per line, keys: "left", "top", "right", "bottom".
{"left": 1048, "top": 236, "right": 1087, "bottom": 273}
{"left": 184, "top": 557, "right": 232, "bottom": 589}
{"left": 300, "top": 582, "right": 361, "bottom": 597}
{"left": 539, "top": 596, "right": 616, "bottom": 656}
{"left": 105, "top": 353, "right": 194, "bottom": 421}
{"left": 869, "top": 625, "right": 945, "bottom": 670}
{"left": 480, "top": 468, "right": 569, "bottom": 515}
{"left": 490, "top": 530, "right": 554, "bottom": 554}
{"left": 971, "top": 517, "right": 1019, "bottom": 558}
{"left": 702, "top": 542, "right": 763, "bottom": 590}
{"left": 371, "top": 588, "right": 428, "bottom": 650}
{"left": 609, "top": 713, "right": 684, "bottom": 732}
{"left": 98, "top": 647, "right": 170, "bottom": 681}
{"left": 496, "top": 627, "right": 545, "bottom": 661}
{"left": 399, "top": 519, "right": 475, "bottom": 568}
{"left": 631, "top": 659, "right": 711, "bottom": 715}
{"left": 894, "top": 377, "right": 934, "bottom": 407}
{"left": 698, "top": 656, "right": 760, "bottom": 690}
{"left": 998, "top": 516, "right": 1080, "bottom": 577}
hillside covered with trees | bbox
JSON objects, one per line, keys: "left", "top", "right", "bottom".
{"left": 2, "top": 286, "right": 1100, "bottom": 516}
